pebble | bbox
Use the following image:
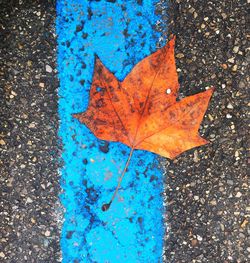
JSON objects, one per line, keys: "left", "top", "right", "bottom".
{"left": 193, "top": 150, "right": 199, "bottom": 163}
{"left": 26, "top": 197, "right": 33, "bottom": 204}
{"left": 194, "top": 196, "right": 199, "bottom": 201}
{"left": 44, "top": 230, "right": 51, "bottom": 237}
{"left": 235, "top": 192, "right": 242, "bottom": 198}
{"left": 176, "top": 53, "right": 185, "bottom": 58}
{"left": 221, "top": 13, "right": 227, "bottom": 19}
{"left": 232, "top": 65, "right": 238, "bottom": 72}
{"left": 0, "top": 252, "right": 5, "bottom": 258}
{"left": 227, "top": 103, "right": 233, "bottom": 109}
{"left": 221, "top": 64, "right": 228, "bottom": 69}
{"left": 233, "top": 46, "right": 239, "bottom": 53}
{"left": 238, "top": 80, "right": 245, "bottom": 88}
{"left": 208, "top": 114, "right": 214, "bottom": 121}
{"left": 210, "top": 199, "right": 217, "bottom": 206}
{"left": 45, "top": 65, "right": 53, "bottom": 73}
{"left": 39, "top": 82, "right": 45, "bottom": 88}
{"left": 29, "top": 123, "right": 36, "bottom": 128}
{"left": 0, "top": 139, "right": 6, "bottom": 145}
{"left": 228, "top": 57, "right": 235, "bottom": 63}
{"left": 197, "top": 235, "right": 202, "bottom": 241}
{"left": 227, "top": 180, "right": 234, "bottom": 186}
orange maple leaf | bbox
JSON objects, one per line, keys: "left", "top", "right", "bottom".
{"left": 73, "top": 37, "right": 214, "bottom": 211}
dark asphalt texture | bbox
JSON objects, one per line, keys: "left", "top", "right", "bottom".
{"left": 164, "top": 1, "right": 249, "bottom": 262}
{"left": 0, "top": 0, "right": 249, "bottom": 262}
{"left": 0, "top": 1, "right": 62, "bottom": 262}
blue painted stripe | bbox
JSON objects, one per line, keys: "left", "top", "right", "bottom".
{"left": 56, "top": 1, "right": 167, "bottom": 262}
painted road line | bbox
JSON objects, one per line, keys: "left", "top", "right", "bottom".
{"left": 56, "top": 1, "right": 167, "bottom": 262}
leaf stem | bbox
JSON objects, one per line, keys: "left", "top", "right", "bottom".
{"left": 102, "top": 147, "right": 134, "bottom": 211}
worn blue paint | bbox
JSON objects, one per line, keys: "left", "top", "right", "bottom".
{"left": 56, "top": 0, "right": 167, "bottom": 262}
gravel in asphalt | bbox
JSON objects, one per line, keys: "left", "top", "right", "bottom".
{"left": 164, "top": 0, "right": 249, "bottom": 262}
{"left": 0, "top": 0, "right": 248, "bottom": 262}
{"left": 0, "top": 1, "right": 61, "bottom": 262}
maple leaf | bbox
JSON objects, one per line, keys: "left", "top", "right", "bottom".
{"left": 73, "top": 37, "right": 214, "bottom": 211}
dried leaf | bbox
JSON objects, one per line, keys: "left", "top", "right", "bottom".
{"left": 74, "top": 37, "right": 214, "bottom": 159}
{"left": 73, "top": 37, "right": 214, "bottom": 210}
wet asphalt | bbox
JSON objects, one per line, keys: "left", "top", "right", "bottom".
{"left": 0, "top": 0, "right": 249, "bottom": 262}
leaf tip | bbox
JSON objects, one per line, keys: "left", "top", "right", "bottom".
{"left": 205, "top": 86, "right": 215, "bottom": 99}
{"left": 94, "top": 53, "right": 101, "bottom": 64}
{"left": 168, "top": 34, "right": 176, "bottom": 46}
{"left": 72, "top": 113, "right": 81, "bottom": 120}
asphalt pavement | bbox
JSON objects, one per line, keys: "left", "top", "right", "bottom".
{"left": 0, "top": 0, "right": 248, "bottom": 262}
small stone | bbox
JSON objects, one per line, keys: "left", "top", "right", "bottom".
{"left": 210, "top": 199, "right": 217, "bottom": 206}
{"left": 194, "top": 195, "right": 199, "bottom": 201}
{"left": 235, "top": 192, "right": 242, "bottom": 198}
{"left": 221, "top": 13, "right": 227, "bottom": 19}
{"left": 208, "top": 114, "right": 214, "bottom": 121}
{"left": 29, "top": 123, "right": 36, "bottom": 128}
{"left": 0, "top": 139, "right": 6, "bottom": 145}
{"left": 46, "top": 65, "right": 53, "bottom": 73}
{"left": 26, "top": 197, "right": 33, "bottom": 204}
{"left": 197, "top": 235, "right": 202, "bottom": 241}
{"left": 0, "top": 252, "right": 5, "bottom": 258}
{"left": 201, "top": 23, "right": 206, "bottom": 29}
{"left": 227, "top": 179, "right": 234, "bottom": 185}
{"left": 238, "top": 80, "right": 245, "bottom": 88}
{"left": 176, "top": 53, "right": 185, "bottom": 58}
{"left": 39, "top": 82, "right": 45, "bottom": 88}
{"left": 233, "top": 46, "right": 239, "bottom": 53}
{"left": 234, "top": 151, "right": 240, "bottom": 157}
{"left": 226, "top": 114, "right": 232, "bottom": 119}
{"left": 44, "top": 230, "right": 51, "bottom": 237}
{"left": 232, "top": 65, "right": 238, "bottom": 72}
{"left": 193, "top": 150, "right": 199, "bottom": 163}
{"left": 227, "top": 103, "right": 233, "bottom": 109}
{"left": 228, "top": 57, "right": 235, "bottom": 63}
{"left": 221, "top": 64, "right": 228, "bottom": 69}
{"left": 240, "top": 219, "right": 248, "bottom": 228}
